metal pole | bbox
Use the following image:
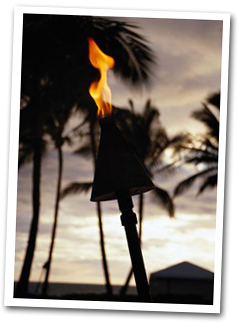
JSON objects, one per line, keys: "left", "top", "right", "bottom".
{"left": 117, "top": 191, "right": 152, "bottom": 302}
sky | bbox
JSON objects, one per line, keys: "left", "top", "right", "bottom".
{"left": 15, "top": 16, "right": 222, "bottom": 287}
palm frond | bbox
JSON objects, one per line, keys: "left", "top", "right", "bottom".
{"left": 174, "top": 168, "right": 216, "bottom": 197}
{"left": 155, "top": 159, "right": 182, "bottom": 177}
{"left": 197, "top": 173, "right": 217, "bottom": 195}
{"left": 169, "top": 132, "right": 193, "bottom": 155}
{"left": 152, "top": 186, "right": 175, "bottom": 217}
{"left": 207, "top": 92, "right": 220, "bottom": 110}
{"left": 202, "top": 137, "right": 218, "bottom": 152}
{"left": 18, "top": 147, "right": 34, "bottom": 169}
{"left": 86, "top": 17, "right": 156, "bottom": 88}
{"left": 182, "top": 143, "right": 218, "bottom": 157}
{"left": 143, "top": 100, "right": 160, "bottom": 133}
{"left": 192, "top": 104, "right": 219, "bottom": 139}
{"left": 70, "top": 118, "right": 89, "bottom": 136}
{"left": 18, "top": 137, "right": 48, "bottom": 169}
{"left": 60, "top": 182, "right": 93, "bottom": 199}
{"left": 183, "top": 151, "right": 218, "bottom": 166}
{"left": 74, "top": 144, "right": 92, "bottom": 158}
{"left": 63, "top": 135, "right": 74, "bottom": 147}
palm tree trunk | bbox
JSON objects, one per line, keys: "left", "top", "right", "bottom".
{"left": 42, "top": 145, "right": 63, "bottom": 296}
{"left": 138, "top": 192, "right": 144, "bottom": 242}
{"left": 96, "top": 201, "right": 112, "bottom": 295}
{"left": 90, "top": 120, "right": 112, "bottom": 296}
{"left": 120, "top": 193, "right": 144, "bottom": 296}
{"left": 15, "top": 139, "right": 42, "bottom": 298}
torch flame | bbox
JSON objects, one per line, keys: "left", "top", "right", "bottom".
{"left": 88, "top": 38, "right": 115, "bottom": 118}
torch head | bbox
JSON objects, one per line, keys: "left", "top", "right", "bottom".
{"left": 91, "top": 115, "right": 155, "bottom": 202}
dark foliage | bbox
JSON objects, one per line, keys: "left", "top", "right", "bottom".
{"left": 173, "top": 92, "right": 220, "bottom": 197}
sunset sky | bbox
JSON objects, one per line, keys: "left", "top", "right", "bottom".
{"left": 15, "top": 16, "right": 222, "bottom": 287}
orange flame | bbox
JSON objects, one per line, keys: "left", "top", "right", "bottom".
{"left": 88, "top": 38, "right": 115, "bottom": 118}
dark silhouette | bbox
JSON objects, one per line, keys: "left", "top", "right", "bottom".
{"left": 16, "top": 14, "right": 155, "bottom": 297}
{"left": 60, "top": 112, "right": 115, "bottom": 296}
{"left": 150, "top": 261, "right": 214, "bottom": 305}
{"left": 42, "top": 105, "right": 74, "bottom": 296}
{"left": 90, "top": 116, "right": 154, "bottom": 302}
{"left": 115, "top": 100, "right": 174, "bottom": 294}
{"left": 35, "top": 261, "right": 49, "bottom": 295}
{"left": 85, "top": 110, "right": 113, "bottom": 295}
{"left": 173, "top": 92, "right": 220, "bottom": 197}
{"left": 16, "top": 106, "right": 48, "bottom": 298}
{"left": 62, "top": 101, "right": 174, "bottom": 295}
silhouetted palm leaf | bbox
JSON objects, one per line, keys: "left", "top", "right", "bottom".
{"left": 174, "top": 167, "right": 216, "bottom": 197}
{"left": 192, "top": 104, "right": 219, "bottom": 139}
{"left": 152, "top": 186, "right": 174, "bottom": 217}
{"left": 207, "top": 92, "right": 220, "bottom": 110}
{"left": 173, "top": 92, "right": 220, "bottom": 197}
{"left": 60, "top": 182, "right": 93, "bottom": 199}
{"left": 18, "top": 143, "right": 34, "bottom": 169}
{"left": 74, "top": 144, "right": 92, "bottom": 158}
{"left": 197, "top": 173, "right": 217, "bottom": 195}
{"left": 18, "top": 139, "right": 48, "bottom": 169}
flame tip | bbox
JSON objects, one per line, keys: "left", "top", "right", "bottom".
{"left": 88, "top": 38, "right": 114, "bottom": 119}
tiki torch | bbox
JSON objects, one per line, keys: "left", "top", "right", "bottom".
{"left": 88, "top": 38, "right": 154, "bottom": 302}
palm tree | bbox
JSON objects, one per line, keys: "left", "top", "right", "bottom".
{"left": 16, "top": 14, "right": 155, "bottom": 297}
{"left": 60, "top": 108, "right": 115, "bottom": 294}
{"left": 86, "top": 111, "right": 113, "bottom": 295}
{"left": 115, "top": 100, "right": 174, "bottom": 294}
{"left": 173, "top": 92, "right": 220, "bottom": 197}
{"left": 15, "top": 94, "right": 51, "bottom": 298}
{"left": 41, "top": 105, "right": 74, "bottom": 296}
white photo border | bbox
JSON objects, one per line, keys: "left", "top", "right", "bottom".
{"left": 4, "top": 6, "right": 230, "bottom": 314}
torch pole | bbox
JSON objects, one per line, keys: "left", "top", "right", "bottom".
{"left": 117, "top": 191, "right": 152, "bottom": 303}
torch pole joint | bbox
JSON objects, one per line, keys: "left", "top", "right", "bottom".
{"left": 117, "top": 190, "right": 152, "bottom": 303}
{"left": 120, "top": 211, "right": 137, "bottom": 226}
